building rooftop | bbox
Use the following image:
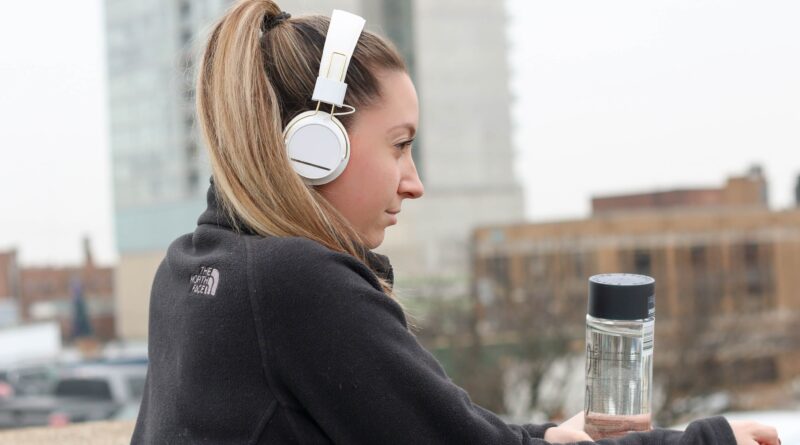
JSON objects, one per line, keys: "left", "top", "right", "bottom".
{"left": 591, "top": 166, "right": 769, "bottom": 215}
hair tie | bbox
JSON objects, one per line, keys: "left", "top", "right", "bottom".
{"left": 261, "top": 11, "right": 291, "bottom": 33}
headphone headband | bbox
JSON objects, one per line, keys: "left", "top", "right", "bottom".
{"left": 311, "top": 10, "right": 366, "bottom": 107}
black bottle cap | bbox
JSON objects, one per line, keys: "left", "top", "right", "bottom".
{"left": 588, "top": 273, "right": 655, "bottom": 320}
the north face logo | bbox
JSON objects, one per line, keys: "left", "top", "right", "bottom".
{"left": 190, "top": 266, "right": 220, "bottom": 296}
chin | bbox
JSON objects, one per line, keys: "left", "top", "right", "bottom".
{"left": 364, "top": 231, "right": 385, "bottom": 250}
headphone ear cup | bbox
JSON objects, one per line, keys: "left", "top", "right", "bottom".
{"left": 283, "top": 111, "right": 350, "bottom": 186}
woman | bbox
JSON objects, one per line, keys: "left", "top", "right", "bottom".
{"left": 131, "top": 1, "right": 780, "bottom": 444}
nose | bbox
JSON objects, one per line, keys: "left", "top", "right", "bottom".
{"left": 399, "top": 156, "right": 424, "bottom": 199}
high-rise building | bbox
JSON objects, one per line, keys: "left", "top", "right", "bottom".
{"left": 106, "top": 0, "right": 522, "bottom": 340}
{"left": 106, "top": 0, "right": 236, "bottom": 340}
{"left": 373, "top": 1, "right": 524, "bottom": 287}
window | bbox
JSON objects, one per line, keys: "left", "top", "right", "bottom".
{"left": 180, "top": 29, "right": 192, "bottom": 47}
{"left": 179, "top": 1, "right": 190, "bottom": 18}
{"left": 187, "top": 168, "right": 200, "bottom": 192}
{"left": 485, "top": 256, "right": 510, "bottom": 301}
{"left": 730, "top": 241, "right": 774, "bottom": 311}
{"left": 523, "top": 254, "right": 551, "bottom": 305}
{"left": 728, "top": 357, "right": 778, "bottom": 384}
{"left": 127, "top": 376, "right": 146, "bottom": 399}
{"left": 54, "top": 378, "right": 113, "bottom": 400}
{"left": 689, "top": 245, "right": 716, "bottom": 316}
{"left": 744, "top": 243, "right": 762, "bottom": 295}
{"left": 690, "top": 245, "right": 704, "bottom": 263}
{"left": 672, "top": 244, "right": 723, "bottom": 318}
{"left": 186, "top": 141, "right": 197, "bottom": 158}
{"left": 633, "top": 249, "right": 652, "bottom": 276}
{"left": 573, "top": 252, "right": 588, "bottom": 278}
{"left": 379, "top": 0, "right": 421, "bottom": 178}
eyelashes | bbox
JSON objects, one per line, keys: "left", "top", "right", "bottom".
{"left": 394, "top": 138, "right": 415, "bottom": 150}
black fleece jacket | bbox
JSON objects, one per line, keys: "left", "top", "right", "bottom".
{"left": 131, "top": 183, "right": 736, "bottom": 444}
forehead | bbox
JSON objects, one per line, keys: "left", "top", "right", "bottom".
{"left": 377, "top": 70, "right": 417, "bottom": 105}
{"left": 365, "top": 70, "right": 418, "bottom": 125}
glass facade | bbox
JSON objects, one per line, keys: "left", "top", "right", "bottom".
{"left": 105, "top": 0, "right": 230, "bottom": 253}
{"left": 364, "top": 0, "right": 423, "bottom": 178}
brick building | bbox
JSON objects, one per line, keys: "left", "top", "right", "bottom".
{"left": 0, "top": 250, "right": 21, "bottom": 327}
{"left": 0, "top": 239, "right": 115, "bottom": 342}
{"left": 472, "top": 168, "right": 800, "bottom": 412}
{"left": 0, "top": 250, "right": 20, "bottom": 298}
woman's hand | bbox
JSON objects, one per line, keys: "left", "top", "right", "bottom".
{"left": 729, "top": 420, "right": 780, "bottom": 445}
{"left": 544, "top": 426, "right": 593, "bottom": 443}
{"left": 544, "top": 415, "right": 781, "bottom": 444}
{"left": 544, "top": 412, "right": 593, "bottom": 443}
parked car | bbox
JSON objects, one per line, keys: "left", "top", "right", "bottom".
{"left": 1, "top": 362, "right": 60, "bottom": 398}
{"left": 0, "top": 361, "right": 146, "bottom": 429}
{"left": 0, "top": 372, "right": 14, "bottom": 401}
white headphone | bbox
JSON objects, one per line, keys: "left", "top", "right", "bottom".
{"left": 283, "top": 10, "right": 366, "bottom": 186}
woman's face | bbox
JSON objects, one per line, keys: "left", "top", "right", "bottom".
{"left": 317, "top": 70, "right": 424, "bottom": 249}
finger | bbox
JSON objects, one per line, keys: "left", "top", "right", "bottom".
{"left": 545, "top": 427, "right": 593, "bottom": 443}
{"left": 561, "top": 412, "right": 584, "bottom": 430}
{"left": 751, "top": 425, "right": 779, "bottom": 445}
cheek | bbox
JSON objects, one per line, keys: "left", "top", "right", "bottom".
{"left": 341, "top": 147, "right": 396, "bottom": 208}
{"left": 347, "top": 131, "right": 397, "bottom": 185}
{"left": 318, "top": 145, "right": 395, "bottom": 224}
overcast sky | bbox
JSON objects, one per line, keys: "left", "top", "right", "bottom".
{"left": 508, "top": 0, "right": 800, "bottom": 220}
{"left": 1, "top": 0, "right": 798, "bottom": 266}
{"left": 0, "top": 1, "right": 111, "bottom": 266}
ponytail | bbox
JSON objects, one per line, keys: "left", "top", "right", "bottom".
{"left": 196, "top": 0, "right": 406, "bottom": 297}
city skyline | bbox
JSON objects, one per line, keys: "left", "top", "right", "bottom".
{"left": 2, "top": 0, "right": 800, "bottom": 265}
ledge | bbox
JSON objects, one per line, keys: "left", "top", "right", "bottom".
{"left": 0, "top": 420, "right": 135, "bottom": 445}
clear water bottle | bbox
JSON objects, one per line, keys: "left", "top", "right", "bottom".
{"left": 584, "top": 273, "right": 655, "bottom": 440}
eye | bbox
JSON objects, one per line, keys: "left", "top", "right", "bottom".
{"left": 394, "top": 138, "right": 415, "bottom": 151}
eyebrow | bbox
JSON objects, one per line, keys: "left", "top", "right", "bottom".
{"left": 388, "top": 123, "right": 417, "bottom": 138}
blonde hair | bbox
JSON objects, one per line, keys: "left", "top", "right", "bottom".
{"left": 196, "top": 0, "right": 406, "bottom": 296}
